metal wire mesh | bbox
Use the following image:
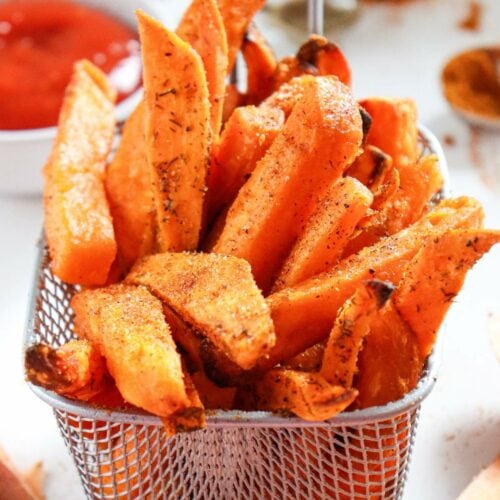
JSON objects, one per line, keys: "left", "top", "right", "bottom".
{"left": 52, "top": 408, "right": 419, "bottom": 500}
{"left": 24, "top": 130, "right": 445, "bottom": 499}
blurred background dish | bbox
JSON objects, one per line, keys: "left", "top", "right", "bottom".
{"left": 264, "top": 0, "right": 359, "bottom": 33}
{"left": 0, "top": 0, "right": 169, "bottom": 195}
{"left": 441, "top": 46, "right": 500, "bottom": 131}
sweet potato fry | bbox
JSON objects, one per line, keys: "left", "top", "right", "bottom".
{"left": 162, "top": 371, "right": 205, "bottom": 435}
{"left": 394, "top": 229, "right": 500, "bottom": 359}
{"left": 190, "top": 370, "right": 236, "bottom": 410}
{"left": 161, "top": 304, "right": 204, "bottom": 372}
{"left": 283, "top": 343, "right": 325, "bottom": 372}
{"left": 105, "top": 101, "right": 156, "bottom": 273}
{"left": 343, "top": 154, "right": 444, "bottom": 256}
{"left": 157, "top": 291, "right": 244, "bottom": 388}
{"left": 344, "top": 101, "right": 444, "bottom": 255}
{"left": 371, "top": 167, "right": 400, "bottom": 211}
{"left": 126, "top": 252, "right": 275, "bottom": 370}
{"left": 260, "top": 74, "right": 316, "bottom": 118}
{"left": 273, "top": 35, "right": 351, "bottom": 90}
{"left": 272, "top": 177, "right": 373, "bottom": 292}
{"left": 252, "top": 369, "right": 357, "bottom": 421}
{"left": 345, "top": 145, "right": 393, "bottom": 188}
{"left": 138, "top": 11, "right": 210, "bottom": 252}
{"left": 242, "top": 24, "right": 277, "bottom": 105}
{"left": 397, "top": 153, "right": 444, "bottom": 226}
{"left": 206, "top": 105, "right": 284, "bottom": 222}
{"left": 202, "top": 204, "right": 229, "bottom": 252}
{"left": 162, "top": 301, "right": 244, "bottom": 387}
{"left": 177, "top": 0, "right": 228, "bottom": 135}
{"left": 213, "top": 76, "right": 363, "bottom": 292}
{"left": 261, "top": 197, "right": 485, "bottom": 370}
{"left": 222, "top": 83, "right": 244, "bottom": 124}
{"left": 197, "top": 336, "right": 250, "bottom": 386}
{"left": 321, "top": 280, "right": 395, "bottom": 388}
{"left": 43, "top": 60, "right": 117, "bottom": 286}
{"left": 217, "top": 0, "right": 265, "bottom": 73}
{"left": 355, "top": 302, "right": 423, "bottom": 408}
{"left": 360, "top": 97, "right": 419, "bottom": 168}
{"left": 25, "top": 340, "right": 107, "bottom": 402}
{"left": 72, "top": 284, "right": 194, "bottom": 418}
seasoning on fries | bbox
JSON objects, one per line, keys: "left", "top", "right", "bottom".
{"left": 26, "top": 0, "right": 500, "bottom": 435}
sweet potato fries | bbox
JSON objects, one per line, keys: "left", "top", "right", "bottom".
{"left": 30, "top": 0, "right": 500, "bottom": 434}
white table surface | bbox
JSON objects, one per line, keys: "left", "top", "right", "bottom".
{"left": 1, "top": 0, "right": 499, "bottom": 498}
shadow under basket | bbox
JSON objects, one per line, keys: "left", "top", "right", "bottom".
{"left": 24, "top": 128, "right": 446, "bottom": 499}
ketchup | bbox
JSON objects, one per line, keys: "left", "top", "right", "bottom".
{"left": 0, "top": 1, "right": 141, "bottom": 130}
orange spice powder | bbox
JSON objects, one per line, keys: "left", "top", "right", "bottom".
{"left": 442, "top": 48, "right": 500, "bottom": 119}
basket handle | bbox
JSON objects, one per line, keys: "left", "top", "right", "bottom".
{"left": 308, "top": 0, "right": 324, "bottom": 35}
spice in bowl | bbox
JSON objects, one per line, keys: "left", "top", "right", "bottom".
{"left": 441, "top": 47, "right": 500, "bottom": 125}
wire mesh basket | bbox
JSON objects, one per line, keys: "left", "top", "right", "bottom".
{"left": 24, "top": 127, "right": 446, "bottom": 499}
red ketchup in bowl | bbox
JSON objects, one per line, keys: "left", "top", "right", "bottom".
{"left": 0, "top": 0, "right": 141, "bottom": 130}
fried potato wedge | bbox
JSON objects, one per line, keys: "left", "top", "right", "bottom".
{"left": 206, "top": 105, "right": 284, "bottom": 223}
{"left": 394, "top": 229, "right": 500, "bottom": 359}
{"left": 371, "top": 166, "right": 400, "bottom": 211}
{"left": 272, "top": 177, "right": 373, "bottom": 292}
{"left": 260, "top": 74, "right": 317, "bottom": 118}
{"left": 343, "top": 153, "right": 444, "bottom": 257}
{"left": 283, "top": 343, "right": 326, "bottom": 372}
{"left": 105, "top": 101, "right": 156, "bottom": 273}
{"left": 222, "top": 83, "right": 244, "bottom": 124}
{"left": 321, "top": 280, "right": 395, "bottom": 388}
{"left": 177, "top": 0, "right": 228, "bottom": 136}
{"left": 346, "top": 145, "right": 393, "bottom": 188}
{"left": 25, "top": 340, "right": 107, "bottom": 402}
{"left": 160, "top": 292, "right": 245, "bottom": 386}
{"left": 396, "top": 153, "right": 444, "bottom": 227}
{"left": 43, "top": 60, "right": 116, "bottom": 286}
{"left": 162, "top": 371, "right": 206, "bottom": 435}
{"left": 273, "top": 35, "right": 351, "bottom": 90}
{"left": 190, "top": 370, "right": 236, "bottom": 410}
{"left": 355, "top": 302, "right": 423, "bottom": 408}
{"left": 360, "top": 97, "right": 419, "bottom": 168}
{"left": 72, "top": 284, "right": 194, "bottom": 418}
{"left": 138, "top": 10, "right": 210, "bottom": 252}
{"left": 162, "top": 304, "right": 204, "bottom": 372}
{"left": 242, "top": 24, "right": 277, "bottom": 105}
{"left": 252, "top": 369, "right": 357, "bottom": 421}
{"left": 217, "top": 0, "right": 265, "bottom": 73}
{"left": 261, "top": 197, "right": 484, "bottom": 369}
{"left": 126, "top": 252, "right": 275, "bottom": 370}
{"left": 162, "top": 301, "right": 244, "bottom": 387}
{"left": 213, "top": 76, "right": 363, "bottom": 292}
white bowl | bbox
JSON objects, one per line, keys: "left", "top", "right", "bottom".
{"left": 0, "top": 0, "right": 172, "bottom": 195}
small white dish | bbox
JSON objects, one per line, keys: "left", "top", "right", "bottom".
{"left": 0, "top": 0, "right": 170, "bottom": 196}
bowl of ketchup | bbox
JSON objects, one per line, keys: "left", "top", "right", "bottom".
{"left": 0, "top": 0, "right": 164, "bottom": 194}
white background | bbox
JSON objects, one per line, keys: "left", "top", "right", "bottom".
{"left": 0, "top": 0, "right": 499, "bottom": 498}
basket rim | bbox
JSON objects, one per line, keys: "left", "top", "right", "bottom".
{"left": 24, "top": 124, "right": 448, "bottom": 429}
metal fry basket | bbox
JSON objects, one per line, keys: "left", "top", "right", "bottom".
{"left": 24, "top": 127, "right": 446, "bottom": 499}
